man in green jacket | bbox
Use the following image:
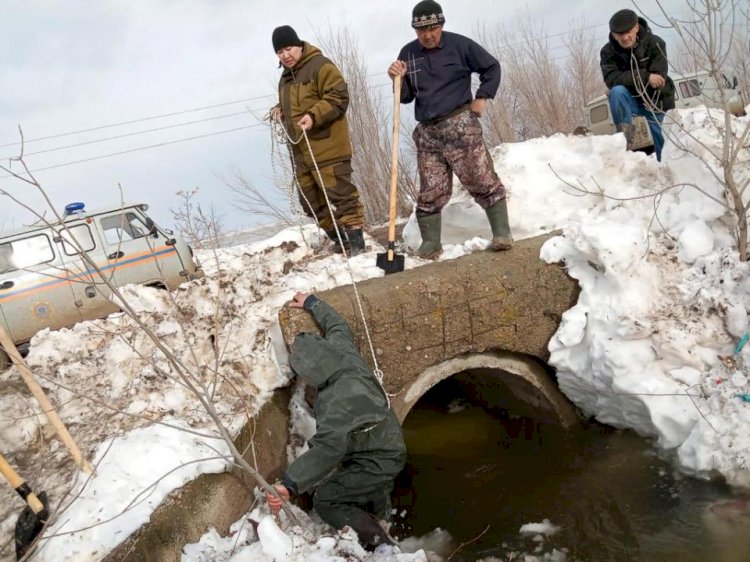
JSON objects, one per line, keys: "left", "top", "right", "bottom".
{"left": 267, "top": 292, "right": 406, "bottom": 550}
{"left": 271, "top": 26, "right": 366, "bottom": 256}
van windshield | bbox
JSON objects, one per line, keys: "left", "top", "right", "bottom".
{"left": 101, "top": 213, "right": 149, "bottom": 245}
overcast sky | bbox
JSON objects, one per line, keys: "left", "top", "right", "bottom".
{"left": 0, "top": 0, "right": 686, "bottom": 234}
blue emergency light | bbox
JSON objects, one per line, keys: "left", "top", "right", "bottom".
{"left": 64, "top": 202, "right": 86, "bottom": 216}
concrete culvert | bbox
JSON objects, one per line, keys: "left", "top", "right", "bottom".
{"left": 392, "top": 351, "right": 581, "bottom": 428}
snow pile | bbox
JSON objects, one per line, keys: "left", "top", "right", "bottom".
{"left": 540, "top": 108, "right": 750, "bottom": 488}
{"left": 39, "top": 422, "right": 229, "bottom": 561}
{"left": 182, "top": 496, "right": 436, "bottom": 562}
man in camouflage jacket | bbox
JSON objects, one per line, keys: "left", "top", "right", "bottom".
{"left": 272, "top": 25, "right": 365, "bottom": 256}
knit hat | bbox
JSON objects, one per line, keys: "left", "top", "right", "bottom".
{"left": 609, "top": 9, "right": 638, "bottom": 33}
{"left": 272, "top": 25, "right": 303, "bottom": 52}
{"left": 412, "top": 0, "right": 445, "bottom": 29}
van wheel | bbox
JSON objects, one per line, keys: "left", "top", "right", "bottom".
{"left": 0, "top": 348, "right": 9, "bottom": 373}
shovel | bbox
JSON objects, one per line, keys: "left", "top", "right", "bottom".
{"left": 0, "top": 453, "right": 49, "bottom": 560}
{"left": 376, "top": 73, "right": 406, "bottom": 274}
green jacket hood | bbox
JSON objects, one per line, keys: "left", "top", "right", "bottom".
{"left": 281, "top": 42, "right": 322, "bottom": 77}
{"left": 290, "top": 332, "right": 344, "bottom": 388}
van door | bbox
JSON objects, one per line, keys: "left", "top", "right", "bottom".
{"left": 0, "top": 233, "right": 79, "bottom": 343}
{"left": 58, "top": 223, "right": 119, "bottom": 321}
{"left": 97, "top": 210, "right": 178, "bottom": 289}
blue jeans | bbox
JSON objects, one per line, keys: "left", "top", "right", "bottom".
{"left": 608, "top": 85, "right": 666, "bottom": 161}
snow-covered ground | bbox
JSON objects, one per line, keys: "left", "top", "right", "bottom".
{"left": 2, "top": 106, "right": 750, "bottom": 561}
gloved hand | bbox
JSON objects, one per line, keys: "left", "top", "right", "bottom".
{"left": 266, "top": 484, "right": 290, "bottom": 515}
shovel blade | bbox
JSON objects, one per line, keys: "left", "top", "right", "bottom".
{"left": 376, "top": 251, "right": 405, "bottom": 275}
{"left": 15, "top": 491, "right": 48, "bottom": 560}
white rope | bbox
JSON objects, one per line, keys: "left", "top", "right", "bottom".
{"left": 268, "top": 111, "right": 389, "bottom": 400}
{"left": 298, "top": 130, "right": 389, "bottom": 405}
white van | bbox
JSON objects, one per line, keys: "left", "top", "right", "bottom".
{"left": 584, "top": 71, "right": 746, "bottom": 147}
{"left": 0, "top": 202, "right": 203, "bottom": 369}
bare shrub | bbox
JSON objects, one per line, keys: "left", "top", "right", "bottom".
{"left": 655, "top": 0, "right": 750, "bottom": 260}
{"left": 475, "top": 24, "right": 520, "bottom": 146}
{"left": 170, "top": 187, "right": 225, "bottom": 249}
{"left": 478, "top": 17, "right": 603, "bottom": 141}
{"left": 314, "top": 26, "right": 418, "bottom": 224}
{"left": 566, "top": 21, "right": 608, "bottom": 127}
{"left": 222, "top": 166, "right": 298, "bottom": 228}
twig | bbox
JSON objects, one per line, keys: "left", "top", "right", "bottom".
{"left": 447, "top": 524, "right": 491, "bottom": 561}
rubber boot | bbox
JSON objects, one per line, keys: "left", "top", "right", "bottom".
{"left": 345, "top": 228, "right": 365, "bottom": 257}
{"left": 415, "top": 210, "right": 442, "bottom": 259}
{"left": 325, "top": 229, "right": 348, "bottom": 254}
{"left": 484, "top": 200, "right": 513, "bottom": 251}
{"left": 346, "top": 512, "right": 397, "bottom": 552}
{"left": 615, "top": 122, "right": 635, "bottom": 150}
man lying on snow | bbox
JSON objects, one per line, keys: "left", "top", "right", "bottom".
{"left": 266, "top": 292, "right": 407, "bottom": 551}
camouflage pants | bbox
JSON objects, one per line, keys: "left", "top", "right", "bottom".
{"left": 296, "top": 160, "right": 365, "bottom": 230}
{"left": 413, "top": 109, "right": 506, "bottom": 214}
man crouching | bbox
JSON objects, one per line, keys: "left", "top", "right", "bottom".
{"left": 267, "top": 292, "right": 406, "bottom": 551}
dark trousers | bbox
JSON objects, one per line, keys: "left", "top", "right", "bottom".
{"left": 296, "top": 160, "right": 365, "bottom": 230}
{"left": 313, "top": 467, "right": 395, "bottom": 549}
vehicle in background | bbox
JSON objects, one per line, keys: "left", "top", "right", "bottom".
{"left": 0, "top": 202, "right": 203, "bottom": 370}
{"left": 584, "top": 71, "right": 747, "bottom": 149}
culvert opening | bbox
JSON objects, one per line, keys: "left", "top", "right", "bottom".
{"left": 391, "top": 367, "right": 740, "bottom": 562}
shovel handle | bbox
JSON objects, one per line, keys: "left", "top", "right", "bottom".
{"left": 387, "top": 74, "right": 402, "bottom": 245}
{"left": 0, "top": 454, "right": 45, "bottom": 514}
{"left": 0, "top": 326, "right": 93, "bottom": 474}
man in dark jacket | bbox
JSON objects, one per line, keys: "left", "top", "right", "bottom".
{"left": 600, "top": 9, "right": 675, "bottom": 161}
{"left": 387, "top": 0, "right": 512, "bottom": 260}
{"left": 271, "top": 26, "right": 366, "bottom": 256}
{"left": 267, "top": 292, "right": 406, "bottom": 550}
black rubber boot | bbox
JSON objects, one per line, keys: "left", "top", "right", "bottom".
{"left": 415, "top": 210, "right": 442, "bottom": 259}
{"left": 345, "top": 228, "right": 365, "bottom": 257}
{"left": 347, "top": 512, "right": 397, "bottom": 551}
{"left": 325, "top": 229, "right": 348, "bottom": 254}
{"left": 484, "top": 200, "right": 513, "bottom": 251}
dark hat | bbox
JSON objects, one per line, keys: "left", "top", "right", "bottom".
{"left": 272, "top": 25, "right": 303, "bottom": 52}
{"left": 609, "top": 9, "right": 638, "bottom": 33}
{"left": 412, "top": 0, "right": 445, "bottom": 29}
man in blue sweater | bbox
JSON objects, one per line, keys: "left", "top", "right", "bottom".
{"left": 387, "top": 0, "right": 512, "bottom": 259}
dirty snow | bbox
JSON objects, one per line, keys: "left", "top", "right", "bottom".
{"left": 1, "top": 106, "right": 750, "bottom": 560}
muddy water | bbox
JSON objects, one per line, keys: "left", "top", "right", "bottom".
{"left": 393, "top": 379, "right": 749, "bottom": 562}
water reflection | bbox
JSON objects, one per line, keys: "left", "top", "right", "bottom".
{"left": 394, "top": 377, "right": 747, "bottom": 562}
